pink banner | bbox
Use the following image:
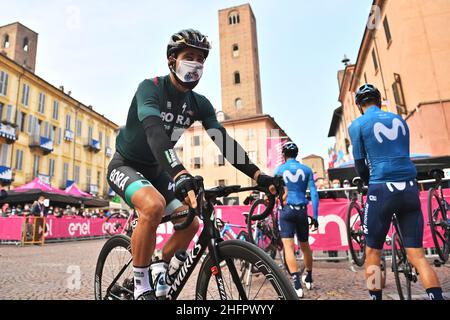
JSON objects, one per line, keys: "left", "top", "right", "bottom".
{"left": 266, "top": 137, "right": 289, "bottom": 172}
{"left": 0, "top": 216, "right": 126, "bottom": 241}
{"left": 1, "top": 189, "right": 448, "bottom": 250}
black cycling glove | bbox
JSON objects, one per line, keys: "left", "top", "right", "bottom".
{"left": 174, "top": 174, "right": 198, "bottom": 202}
{"left": 311, "top": 218, "right": 319, "bottom": 229}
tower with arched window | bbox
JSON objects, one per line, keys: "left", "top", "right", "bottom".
{"left": 0, "top": 22, "right": 38, "bottom": 72}
{"left": 219, "top": 4, "right": 263, "bottom": 119}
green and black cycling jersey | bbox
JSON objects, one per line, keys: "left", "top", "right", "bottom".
{"left": 115, "top": 74, "right": 259, "bottom": 179}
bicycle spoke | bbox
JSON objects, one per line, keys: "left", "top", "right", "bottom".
{"left": 250, "top": 276, "right": 269, "bottom": 300}
{"left": 436, "top": 231, "right": 446, "bottom": 243}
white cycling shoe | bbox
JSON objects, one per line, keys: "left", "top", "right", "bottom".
{"left": 302, "top": 275, "right": 314, "bottom": 290}
{"left": 295, "top": 287, "right": 304, "bottom": 298}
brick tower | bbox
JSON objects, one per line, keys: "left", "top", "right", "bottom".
{"left": 218, "top": 4, "right": 263, "bottom": 119}
{"left": 0, "top": 22, "right": 38, "bottom": 72}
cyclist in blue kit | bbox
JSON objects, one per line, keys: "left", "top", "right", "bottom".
{"left": 275, "top": 142, "right": 319, "bottom": 298}
{"left": 349, "top": 84, "right": 444, "bottom": 300}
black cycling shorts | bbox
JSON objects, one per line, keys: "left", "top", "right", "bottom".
{"left": 280, "top": 205, "right": 310, "bottom": 243}
{"left": 364, "top": 181, "right": 424, "bottom": 250}
{"left": 107, "top": 152, "right": 182, "bottom": 214}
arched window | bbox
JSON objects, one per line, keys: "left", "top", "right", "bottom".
{"left": 3, "top": 34, "right": 10, "bottom": 49}
{"left": 232, "top": 44, "right": 239, "bottom": 57}
{"left": 235, "top": 98, "right": 242, "bottom": 109}
{"left": 229, "top": 11, "right": 240, "bottom": 25}
{"left": 23, "top": 37, "right": 29, "bottom": 52}
{"left": 234, "top": 72, "right": 241, "bottom": 85}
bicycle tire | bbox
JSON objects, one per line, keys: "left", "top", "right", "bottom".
{"left": 427, "top": 188, "right": 450, "bottom": 263}
{"left": 392, "top": 232, "right": 411, "bottom": 300}
{"left": 94, "top": 235, "right": 133, "bottom": 300}
{"left": 105, "top": 213, "right": 125, "bottom": 236}
{"left": 195, "top": 240, "right": 298, "bottom": 300}
{"left": 346, "top": 201, "right": 366, "bottom": 267}
{"left": 380, "top": 252, "right": 387, "bottom": 289}
{"left": 247, "top": 199, "right": 277, "bottom": 259}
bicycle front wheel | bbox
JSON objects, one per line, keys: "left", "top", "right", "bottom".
{"left": 392, "top": 232, "right": 411, "bottom": 300}
{"left": 427, "top": 188, "right": 450, "bottom": 263}
{"left": 94, "top": 235, "right": 134, "bottom": 300}
{"left": 196, "top": 240, "right": 298, "bottom": 300}
{"left": 346, "top": 201, "right": 366, "bottom": 267}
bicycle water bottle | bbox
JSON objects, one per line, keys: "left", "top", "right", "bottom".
{"left": 166, "top": 249, "right": 188, "bottom": 285}
{"left": 150, "top": 260, "right": 170, "bottom": 299}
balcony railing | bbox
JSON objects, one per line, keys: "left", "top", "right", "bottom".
{"left": 89, "top": 184, "right": 99, "bottom": 195}
{"left": 0, "top": 122, "right": 17, "bottom": 143}
{"left": 29, "top": 135, "right": 54, "bottom": 154}
{"left": 105, "top": 146, "right": 113, "bottom": 158}
{"left": 84, "top": 138, "right": 101, "bottom": 153}
{"left": 83, "top": 184, "right": 99, "bottom": 195}
{"left": 0, "top": 166, "right": 13, "bottom": 185}
{"left": 64, "top": 129, "right": 74, "bottom": 142}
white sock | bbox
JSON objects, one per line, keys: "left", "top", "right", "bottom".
{"left": 133, "top": 266, "right": 151, "bottom": 300}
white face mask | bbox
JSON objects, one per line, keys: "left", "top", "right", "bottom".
{"left": 175, "top": 60, "right": 204, "bottom": 83}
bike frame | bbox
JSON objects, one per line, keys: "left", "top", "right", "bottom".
{"left": 104, "top": 183, "right": 277, "bottom": 301}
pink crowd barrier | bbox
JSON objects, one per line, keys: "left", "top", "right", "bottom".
{"left": 0, "top": 189, "right": 447, "bottom": 250}
{"left": 0, "top": 216, "right": 126, "bottom": 241}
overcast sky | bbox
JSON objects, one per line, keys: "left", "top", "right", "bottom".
{"left": 1, "top": 0, "right": 373, "bottom": 161}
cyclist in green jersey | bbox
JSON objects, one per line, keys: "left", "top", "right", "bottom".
{"left": 107, "top": 29, "right": 277, "bottom": 300}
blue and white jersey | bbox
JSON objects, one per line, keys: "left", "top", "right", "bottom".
{"left": 275, "top": 159, "right": 319, "bottom": 219}
{"left": 348, "top": 106, "right": 417, "bottom": 184}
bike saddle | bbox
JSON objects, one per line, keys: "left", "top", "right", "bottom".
{"left": 352, "top": 177, "right": 363, "bottom": 186}
{"left": 429, "top": 169, "right": 445, "bottom": 181}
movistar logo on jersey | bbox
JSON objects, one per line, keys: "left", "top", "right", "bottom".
{"left": 373, "top": 118, "right": 406, "bottom": 143}
{"left": 386, "top": 182, "right": 407, "bottom": 192}
{"left": 283, "top": 169, "right": 306, "bottom": 184}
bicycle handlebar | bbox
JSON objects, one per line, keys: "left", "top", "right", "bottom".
{"left": 246, "top": 176, "right": 285, "bottom": 222}
{"left": 173, "top": 176, "right": 285, "bottom": 230}
{"left": 173, "top": 176, "right": 205, "bottom": 231}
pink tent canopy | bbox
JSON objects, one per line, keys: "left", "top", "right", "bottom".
{"left": 65, "top": 183, "right": 92, "bottom": 198}
{"left": 15, "top": 178, "right": 65, "bottom": 194}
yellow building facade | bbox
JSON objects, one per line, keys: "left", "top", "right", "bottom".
{"left": 0, "top": 24, "right": 118, "bottom": 197}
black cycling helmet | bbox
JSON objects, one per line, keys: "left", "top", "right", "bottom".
{"left": 355, "top": 84, "right": 382, "bottom": 107}
{"left": 167, "top": 29, "right": 212, "bottom": 59}
{"left": 282, "top": 142, "right": 299, "bottom": 158}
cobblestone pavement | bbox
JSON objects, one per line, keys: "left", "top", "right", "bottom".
{"left": 1, "top": 240, "right": 449, "bottom": 300}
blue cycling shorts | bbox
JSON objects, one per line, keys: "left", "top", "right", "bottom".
{"left": 280, "top": 205, "right": 309, "bottom": 243}
{"left": 364, "top": 181, "right": 424, "bottom": 250}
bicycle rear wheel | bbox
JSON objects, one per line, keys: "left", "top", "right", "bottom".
{"left": 94, "top": 235, "right": 134, "bottom": 300}
{"left": 427, "top": 188, "right": 450, "bottom": 263}
{"left": 196, "top": 240, "right": 298, "bottom": 300}
{"left": 346, "top": 201, "right": 366, "bottom": 267}
{"left": 105, "top": 213, "right": 126, "bottom": 236}
{"left": 391, "top": 232, "right": 411, "bottom": 300}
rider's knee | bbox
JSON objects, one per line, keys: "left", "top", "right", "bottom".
{"left": 300, "top": 242, "right": 311, "bottom": 252}
{"left": 366, "top": 247, "right": 382, "bottom": 257}
{"left": 189, "top": 217, "right": 200, "bottom": 232}
{"left": 406, "top": 248, "right": 425, "bottom": 262}
{"left": 136, "top": 196, "right": 166, "bottom": 225}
